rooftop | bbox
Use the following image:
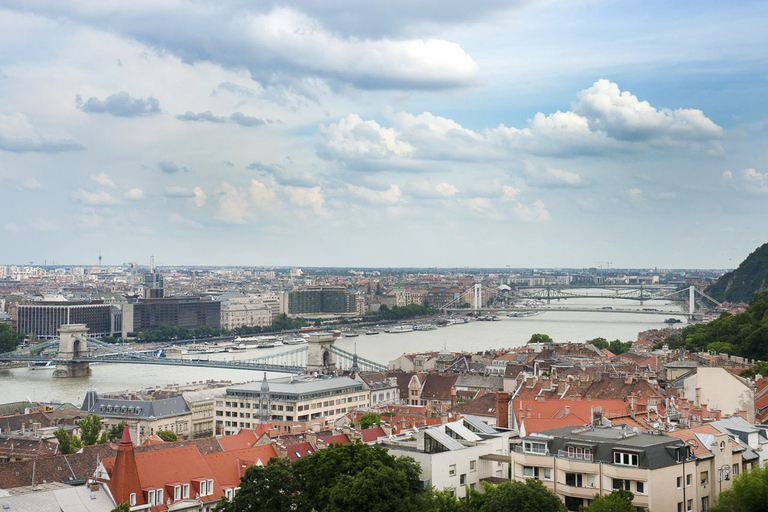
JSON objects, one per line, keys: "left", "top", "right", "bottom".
{"left": 228, "top": 376, "right": 362, "bottom": 397}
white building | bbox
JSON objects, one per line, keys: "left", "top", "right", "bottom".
{"left": 679, "top": 367, "right": 755, "bottom": 423}
{"left": 220, "top": 300, "right": 271, "bottom": 330}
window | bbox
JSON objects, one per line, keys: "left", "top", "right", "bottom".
{"left": 130, "top": 493, "right": 136, "bottom": 506}
{"left": 200, "top": 480, "right": 207, "bottom": 496}
{"left": 613, "top": 451, "right": 639, "bottom": 466}
{"left": 687, "top": 499, "right": 693, "bottom": 511}
{"left": 226, "top": 488, "right": 233, "bottom": 500}
{"left": 207, "top": 479, "right": 214, "bottom": 495}
{"left": 677, "top": 477, "right": 682, "bottom": 488}
{"left": 733, "top": 464, "right": 740, "bottom": 476}
{"left": 687, "top": 474, "right": 692, "bottom": 486}
{"left": 174, "top": 485, "right": 181, "bottom": 501}
{"left": 701, "top": 471, "right": 709, "bottom": 485}
{"left": 470, "top": 460, "right": 476, "bottom": 472}
{"left": 701, "top": 496, "right": 709, "bottom": 512}
{"left": 677, "top": 503, "right": 683, "bottom": 512}
{"left": 566, "top": 473, "right": 583, "bottom": 487}
{"left": 522, "top": 466, "right": 550, "bottom": 480}
{"left": 636, "top": 481, "right": 644, "bottom": 494}
{"left": 183, "top": 484, "right": 190, "bottom": 499}
{"left": 584, "top": 448, "right": 592, "bottom": 459}
{"left": 148, "top": 490, "right": 156, "bottom": 505}
{"left": 612, "top": 478, "right": 630, "bottom": 491}
{"left": 460, "top": 474, "right": 466, "bottom": 485}
{"left": 157, "top": 489, "right": 163, "bottom": 504}
{"left": 449, "top": 464, "right": 456, "bottom": 476}
{"left": 524, "top": 441, "right": 547, "bottom": 454}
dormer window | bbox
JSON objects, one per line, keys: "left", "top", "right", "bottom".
{"left": 129, "top": 493, "right": 136, "bottom": 506}
{"left": 174, "top": 485, "right": 181, "bottom": 501}
{"left": 207, "top": 479, "right": 214, "bottom": 496}
{"left": 523, "top": 441, "right": 547, "bottom": 454}
{"left": 613, "top": 451, "right": 639, "bottom": 466}
{"left": 183, "top": 483, "right": 190, "bottom": 499}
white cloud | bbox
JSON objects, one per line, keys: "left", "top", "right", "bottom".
{"left": 628, "top": 188, "right": 644, "bottom": 201}
{"left": 216, "top": 182, "right": 251, "bottom": 223}
{"left": 743, "top": 168, "right": 768, "bottom": 194}
{"left": 502, "top": 186, "right": 520, "bottom": 200}
{"left": 71, "top": 189, "right": 119, "bottom": 205}
{"left": 164, "top": 186, "right": 196, "bottom": 198}
{"left": 249, "top": 180, "right": 275, "bottom": 209}
{"left": 191, "top": 187, "right": 206, "bottom": 207}
{"left": 284, "top": 185, "right": 326, "bottom": 215}
{"left": 348, "top": 184, "right": 402, "bottom": 204}
{"left": 124, "top": 188, "right": 144, "bottom": 200}
{"left": 0, "top": 112, "right": 84, "bottom": 153}
{"left": 523, "top": 161, "right": 582, "bottom": 188}
{"left": 722, "top": 170, "right": 733, "bottom": 180}
{"left": 317, "top": 114, "right": 413, "bottom": 167}
{"left": 21, "top": 178, "right": 42, "bottom": 190}
{"left": 4, "top": 223, "right": 21, "bottom": 233}
{"left": 91, "top": 172, "right": 116, "bottom": 189}
{"left": 77, "top": 209, "right": 102, "bottom": 228}
{"left": 170, "top": 212, "right": 202, "bottom": 228}
{"left": 511, "top": 199, "right": 550, "bottom": 222}
{"left": 435, "top": 182, "right": 458, "bottom": 197}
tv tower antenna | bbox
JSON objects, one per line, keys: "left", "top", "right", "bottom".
{"left": 98, "top": 249, "right": 102, "bottom": 267}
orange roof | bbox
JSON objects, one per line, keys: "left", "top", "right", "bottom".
{"left": 317, "top": 434, "right": 351, "bottom": 446}
{"left": 667, "top": 425, "right": 742, "bottom": 458}
{"left": 104, "top": 445, "right": 223, "bottom": 511}
{"left": 523, "top": 417, "right": 588, "bottom": 434}
{"left": 204, "top": 444, "right": 278, "bottom": 488}
{"left": 142, "top": 435, "right": 166, "bottom": 447}
{"left": 361, "top": 426, "right": 387, "bottom": 443}
{"left": 285, "top": 442, "right": 314, "bottom": 461}
{"left": 218, "top": 427, "right": 268, "bottom": 451}
{"left": 512, "top": 398, "right": 627, "bottom": 425}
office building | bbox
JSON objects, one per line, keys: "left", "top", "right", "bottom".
{"left": 287, "top": 286, "right": 356, "bottom": 315}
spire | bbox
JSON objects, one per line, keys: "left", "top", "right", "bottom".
{"left": 260, "top": 372, "right": 270, "bottom": 392}
{"left": 350, "top": 344, "right": 360, "bottom": 374}
{"left": 110, "top": 423, "right": 143, "bottom": 507}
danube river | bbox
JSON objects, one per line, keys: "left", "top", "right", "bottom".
{"left": 0, "top": 295, "right": 684, "bottom": 405}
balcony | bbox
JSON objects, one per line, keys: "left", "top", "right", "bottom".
{"left": 513, "top": 445, "right": 549, "bottom": 456}
{"left": 557, "top": 449, "right": 594, "bottom": 462}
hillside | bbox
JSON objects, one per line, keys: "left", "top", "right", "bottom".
{"left": 706, "top": 242, "right": 768, "bottom": 303}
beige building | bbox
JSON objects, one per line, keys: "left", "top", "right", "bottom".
{"left": 215, "top": 375, "right": 369, "bottom": 435}
{"left": 678, "top": 367, "right": 755, "bottom": 423}
{"left": 183, "top": 388, "right": 226, "bottom": 438}
{"left": 220, "top": 300, "right": 271, "bottom": 330}
{"left": 511, "top": 425, "right": 712, "bottom": 511}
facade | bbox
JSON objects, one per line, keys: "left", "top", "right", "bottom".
{"left": 215, "top": 375, "right": 369, "bottom": 435}
{"left": 81, "top": 391, "right": 192, "bottom": 444}
{"left": 220, "top": 301, "right": 271, "bottom": 330}
{"left": 183, "top": 388, "right": 227, "bottom": 439}
{"left": 511, "top": 425, "right": 701, "bottom": 511}
{"left": 678, "top": 367, "right": 756, "bottom": 423}
{"left": 287, "top": 286, "right": 356, "bottom": 315}
{"left": 128, "top": 296, "right": 221, "bottom": 334}
{"left": 16, "top": 303, "right": 119, "bottom": 338}
{"left": 383, "top": 416, "right": 513, "bottom": 499}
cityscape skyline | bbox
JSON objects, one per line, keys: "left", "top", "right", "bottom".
{"left": 1, "top": 1, "right": 766, "bottom": 268}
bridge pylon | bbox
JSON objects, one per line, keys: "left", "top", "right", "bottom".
{"left": 306, "top": 333, "right": 336, "bottom": 374}
{"left": 53, "top": 324, "right": 92, "bottom": 378}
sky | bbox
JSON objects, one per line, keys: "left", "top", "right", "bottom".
{"left": 1, "top": 1, "right": 767, "bottom": 269}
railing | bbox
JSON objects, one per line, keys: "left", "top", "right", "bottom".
{"left": 557, "top": 449, "right": 594, "bottom": 462}
{"left": 513, "top": 445, "right": 549, "bottom": 456}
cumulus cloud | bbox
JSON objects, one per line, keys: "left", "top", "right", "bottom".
{"left": 216, "top": 182, "right": 251, "bottom": 223}
{"left": 523, "top": 162, "right": 583, "bottom": 188}
{"left": 0, "top": 112, "right": 84, "bottom": 153}
{"left": 164, "top": 186, "right": 196, "bottom": 198}
{"left": 348, "top": 184, "right": 402, "bottom": 204}
{"left": 317, "top": 80, "right": 724, "bottom": 171}
{"left": 510, "top": 199, "right": 550, "bottom": 222}
{"left": 124, "top": 188, "right": 144, "bottom": 200}
{"left": 435, "top": 182, "right": 458, "bottom": 197}
{"left": 742, "top": 168, "right": 768, "bottom": 194}
{"left": 191, "top": 187, "right": 206, "bottom": 207}
{"left": 284, "top": 185, "right": 326, "bottom": 215}
{"left": 91, "top": 172, "right": 116, "bottom": 188}
{"left": 250, "top": 180, "right": 276, "bottom": 209}
{"left": 71, "top": 189, "right": 119, "bottom": 205}
{"left": 21, "top": 178, "right": 42, "bottom": 190}
{"left": 78, "top": 91, "right": 161, "bottom": 117}
{"left": 157, "top": 161, "right": 189, "bottom": 174}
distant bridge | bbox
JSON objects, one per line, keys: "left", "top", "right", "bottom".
{"left": 444, "top": 306, "right": 693, "bottom": 317}
{"left": 0, "top": 325, "right": 386, "bottom": 377}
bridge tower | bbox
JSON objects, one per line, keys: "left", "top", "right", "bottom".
{"left": 306, "top": 333, "right": 336, "bottom": 374}
{"left": 53, "top": 324, "right": 93, "bottom": 378}
{"left": 689, "top": 285, "right": 695, "bottom": 317}
{"left": 473, "top": 281, "right": 482, "bottom": 311}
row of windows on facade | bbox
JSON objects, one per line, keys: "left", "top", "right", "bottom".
{"left": 219, "top": 395, "right": 365, "bottom": 409}
{"left": 520, "top": 466, "right": 646, "bottom": 495}
{"left": 522, "top": 441, "right": 638, "bottom": 467}
{"left": 129, "top": 479, "right": 215, "bottom": 507}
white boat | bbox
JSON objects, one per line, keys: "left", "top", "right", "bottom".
{"left": 413, "top": 324, "right": 437, "bottom": 331}
{"left": 365, "top": 330, "right": 380, "bottom": 335}
{"left": 344, "top": 332, "right": 360, "bottom": 337}
{"left": 28, "top": 361, "right": 55, "bottom": 370}
{"left": 283, "top": 337, "right": 307, "bottom": 345}
{"left": 389, "top": 325, "right": 413, "bottom": 333}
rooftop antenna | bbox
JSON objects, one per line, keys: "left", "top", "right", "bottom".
{"left": 98, "top": 249, "right": 102, "bottom": 267}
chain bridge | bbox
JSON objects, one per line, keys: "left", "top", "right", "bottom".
{"left": 0, "top": 324, "right": 387, "bottom": 378}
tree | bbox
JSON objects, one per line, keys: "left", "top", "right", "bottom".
{"left": 587, "top": 337, "right": 609, "bottom": 350}
{"left": 608, "top": 339, "right": 632, "bottom": 355}
{"left": 711, "top": 462, "right": 768, "bottom": 512}
{"left": 156, "top": 430, "right": 178, "bottom": 442}
{"left": 79, "top": 414, "right": 103, "bottom": 445}
{"left": 528, "top": 333, "right": 554, "bottom": 345}
{"left": 215, "top": 457, "right": 297, "bottom": 512}
{"left": 479, "top": 480, "right": 565, "bottom": 512}
{"left": 580, "top": 489, "right": 637, "bottom": 512}
{"left": 107, "top": 421, "right": 126, "bottom": 442}
{"left": 111, "top": 502, "right": 130, "bottom": 512}
{"left": 0, "top": 323, "right": 24, "bottom": 353}
{"left": 54, "top": 427, "right": 76, "bottom": 455}
{"left": 292, "top": 442, "right": 421, "bottom": 512}
{"left": 359, "top": 412, "right": 381, "bottom": 430}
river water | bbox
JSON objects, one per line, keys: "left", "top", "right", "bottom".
{"left": 0, "top": 294, "right": 684, "bottom": 405}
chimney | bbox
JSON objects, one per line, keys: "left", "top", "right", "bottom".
{"left": 496, "top": 393, "right": 509, "bottom": 429}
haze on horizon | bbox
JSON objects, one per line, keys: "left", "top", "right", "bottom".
{"left": 1, "top": 1, "right": 766, "bottom": 269}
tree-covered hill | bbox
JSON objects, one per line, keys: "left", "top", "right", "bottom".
{"left": 706, "top": 242, "right": 768, "bottom": 303}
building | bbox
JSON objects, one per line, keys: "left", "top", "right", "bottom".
{"left": 215, "top": 375, "right": 369, "bottom": 435}
{"left": 675, "top": 367, "right": 756, "bottom": 423}
{"left": 511, "top": 425, "right": 700, "bottom": 511}
{"left": 16, "top": 302, "right": 120, "bottom": 339}
{"left": 183, "top": 388, "right": 227, "bottom": 439}
{"left": 125, "top": 296, "right": 221, "bottom": 336}
{"left": 81, "top": 391, "right": 192, "bottom": 444}
{"left": 219, "top": 300, "right": 271, "bottom": 330}
{"left": 383, "top": 416, "right": 513, "bottom": 499}
{"left": 287, "top": 286, "right": 356, "bottom": 315}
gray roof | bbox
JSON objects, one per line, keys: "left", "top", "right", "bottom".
{"left": 462, "top": 415, "right": 498, "bottom": 435}
{"left": 0, "top": 482, "right": 115, "bottom": 511}
{"left": 227, "top": 376, "right": 363, "bottom": 399}
{"left": 82, "top": 393, "right": 190, "bottom": 419}
{"left": 535, "top": 426, "right": 688, "bottom": 470}
{"left": 425, "top": 429, "right": 466, "bottom": 451}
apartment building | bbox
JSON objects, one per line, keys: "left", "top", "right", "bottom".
{"left": 215, "top": 375, "right": 369, "bottom": 435}
{"left": 511, "top": 425, "right": 699, "bottom": 511}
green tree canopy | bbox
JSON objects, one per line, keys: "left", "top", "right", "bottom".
{"left": 79, "top": 414, "right": 103, "bottom": 446}
{"left": 107, "top": 421, "right": 126, "bottom": 442}
{"left": 215, "top": 457, "right": 297, "bottom": 512}
{"left": 580, "top": 489, "right": 637, "bottom": 512}
{"left": 111, "top": 502, "right": 130, "bottom": 512}
{"left": 54, "top": 427, "right": 76, "bottom": 455}
{"left": 0, "top": 323, "right": 24, "bottom": 353}
{"left": 478, "top": 480, "right": 566, "bottom": 512}
{"left": 711, "top": 462, "right": 768, "bottom": 512}
{"left": 528, "top": 333, "right": 554, "bottom": 345}
{"left": 156, "top": 430, "right": 178, "bottom": 442}
{"left": 359, "top": 412, "right": 381, "bottom": 430}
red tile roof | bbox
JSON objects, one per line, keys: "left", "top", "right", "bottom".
{"left": 284, "top": 442, "right": 314, "bottom": 461}
{"left": 360, "top": 427, "right": 386, "bottom": 443}
{"left": 218, "top": 427, "right": 268, "bottom": 451}
{"left": 317, "top": 434, "right": 351, "bottom": 446}
{"left": 203, "top": 444, "right": 278, "bottom": 488}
